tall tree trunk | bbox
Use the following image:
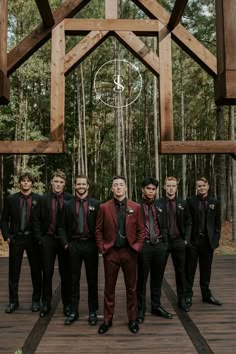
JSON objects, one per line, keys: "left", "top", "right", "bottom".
{"left": 230, "top": 106, "right": 236, "bottom": 241}
{"left": 80, "top": 64, "right": 88, "bottom": 175}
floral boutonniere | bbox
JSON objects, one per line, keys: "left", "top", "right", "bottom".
{"left": 88, "top": 205, "right": 95, "bottom": 213}
{"left": 126, "top": 208, "right": 134, "bottom": 216}
{"left": 178, "top": 204, "right": 184, "bottom": 211}
{"left": 209, "top": 204, "right": 215, "bottom": 210}
{"left": 32, "top": 200, "right": 38, "bottom": 208}
{"left": 156, "top": 207, "right": 163, "bottom": 213}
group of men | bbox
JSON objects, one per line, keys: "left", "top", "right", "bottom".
{"left": 0, "top": 170, "right": 222, "bottom": 335}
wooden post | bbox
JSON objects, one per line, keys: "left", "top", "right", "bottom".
{"left": 105, "top": 0, "right": 118, "bottom": 19}
{"left": 159, "top": 25, "right": 174, "bottom": 140}
{"left": 215, "top": 0, "right": 236, "bottom": 104}
{"left": 50, "top": 22, "right": 65, "bottom": 141}
{"left": 0, "top": 0, "right": 10, "bottom": 105}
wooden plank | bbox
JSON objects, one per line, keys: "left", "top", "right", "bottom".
{"left": 114, "top": 31, "right": 160, "bottom": 76}
{"left": 168, "top": 0, "right": 189, "bottom": 31}
{"left": 64, "top": 18, "right": 160, "bottom": 35}
{"left": 50, "top": 22, "right": 65, "bottom": 141}
{"left": 64, "top": 31, "right": 109, "bottom": 76}
{"left": 7, "top": 0, "right": 90, "bottom": 75}
{"left": 132, "top": 0, "right": 217, "bottom": 77}
{"left": 105, "top": 0, "right": 118, "bottom": 19}
{"left": 35, "top": 0, "right": 55, "bottom": 28}
{"left": 215, "top": 0, "right": 236, "bottom": 104}
{"left": 0, "top": 0, "right": 10, "bottom": 104}
{"left": 159, "top": 25, "right": 173, "bottom": 140}
{"left": 0, "top": 141, "right": 64, "bottom": 154}
{"left": 160, "top": 141, "right": 236, "bottom": 154}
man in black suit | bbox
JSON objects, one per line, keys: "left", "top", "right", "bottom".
{"left": 185, "top": 177, "right": 222, "bottom": 306}
{"left": 33, "top": 169, "right": 73, "bottom": 317}
{"left": 58, "top": 175, "right": 100, "bottom": 326}
{"left": 1, "top": 172, "right": 42, "bottom": 313}
{"left": 137, "top": 176, "right": 173, "bottom": 325}
{"left": 157, "top": 176, "right": 192, "bottom": 312}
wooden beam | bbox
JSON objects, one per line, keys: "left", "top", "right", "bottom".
{"left": 50, "top": 22, "right": 65, "bottom": 141}
{"left": 7, "top": 0, "right": 90, "bottom": 75}
{"left": 64, "top": 18, "right": 160, "bottom": 35}
{"left": 105, "top": 0, "right": 118, "bottom": 19}
{"left": 64, "top": 31, "right": 109, "bottom": 76}
{"left": 168, "top": 0, "right": 189, "bottom": 31}
{"left": 132, "top": 0, "right": 217, "bottom": 77}
{"left": 35, "top": 0, "right": 55, "bottom": 28}
{"left": 159, "top": 25, "right": 173, "bottom": 141}
{"left": 215, "top": 0, "right": 236, "bottom": 104}
{"left": 0, "top": 141, "right": 64, "bottom": 154}
{"left": 114, "top": 31, "right": 160, "bottom": 77}
{"left": 0, "top": 0, "right": 10, "bottom": 104}
{"left": 160, "top": 141, "right": 236, "bottom": 154}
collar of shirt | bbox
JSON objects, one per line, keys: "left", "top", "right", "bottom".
{"left": 114, "top": 197, "right": 126, "bottom": 207}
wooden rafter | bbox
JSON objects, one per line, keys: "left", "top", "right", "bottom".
{"left": 64, "top": 19, "right": 160, "bottom": 36}
{"left": 132, "top": 0, "right": 217, "bottom": 77}
{"left": 168, "top": 0, "right": 189, "bottom": 31}
{"left": 7, "top": 0, "right": 90, "bottom": 75}
{"left": 114, "top": 31, "right": 160, "bottom": 76}
{"left": 35, "top": 0, "right": 54, "bottom": 28}
{"left": 160, "top": 141, "right": 236, "bottom": 154}
{"left": 0, "top": 141, "right": 64, "bottom": 154}
{"left": 64, "top": 31, "right": 109, "bottom": 76}
{"left": 0, "top": 0, "right": 10, "bottom": 105}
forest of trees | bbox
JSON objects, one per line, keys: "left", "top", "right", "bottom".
{"left": 0, "top": 0, "right": 235, "bottom": 239}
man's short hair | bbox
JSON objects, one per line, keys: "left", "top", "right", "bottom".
{"left": 142, "top": 176, "right": 158, "bottom": 188}
{"left": 112, "top": 175, "right": 126, "bottom": 183}
{"left": 19, "top": 172, "right": 35, "bottom": 184}
{"left": 75, "top": 175, "right": 89, "bottom": 185}
{"left": 196, "top": 177, "right": 208, "bottom": 184}
{"left": 51, "top": 169, "right": 66, "bottom": 181}
{"left": 164, "top": 176, "right": 178, "bottom": 184}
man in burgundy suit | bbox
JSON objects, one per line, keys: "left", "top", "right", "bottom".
{"left": 96, "top": 175, "right": 145, "bottom": 334}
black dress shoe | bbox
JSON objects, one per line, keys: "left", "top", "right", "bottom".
{"left": 137, "top": 315, "right": 144, "bottom": 324}
{"left": 151, "top": 306, "right": 173, "bottom": 319}
{"left": 40, "top": 305, "right": 51, "bottom": 317}
{"left": 178, "top": 299, "right": 190, "bottom": 312}
{"left": 88, "top": 312, "right": 97, "bottom": 325}
{"left": 63, "top": 304, "right": 72, "bottom": 317}
{"left": 64, "top": 313, "right": 78, "bottom": 325}
{"left": 32, "top": 302, "right": 40, "bottom": 312}
{"left": 202, "top": 296, "right": 222, "bottom": 306}
{"left": 98, "top": 321, "right": 112, "bottom": 334}
{"left": 5, "top": 302, "right": 19, "bottom": 314}
{"left": 128, "top": 320, "right": 139, "bottom": 334}
{"left": 185, "top": 297, "right": 192, "bottom": 307}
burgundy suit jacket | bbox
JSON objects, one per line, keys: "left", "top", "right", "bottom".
{"left": 96, "top": 198, "right": 145, "bottom": 254}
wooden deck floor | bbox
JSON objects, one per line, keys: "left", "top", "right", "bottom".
{"left": 0, "top": 255, "right": 235, "bottom": 354}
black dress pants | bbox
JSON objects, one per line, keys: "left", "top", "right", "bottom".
{"left": 185, "top": 236, "right": 214, "bottom": 299}
{"left": 68, "top": 239, "right": 99, "bottom": 314}
{"left": 137, "top": 240, "right": 167, "bottom": 315}
{"left": 8, "top": 236, "right": 42, "bottom": 304}
{"left": 40, "top": 235, "right": 71, "bottom": 307}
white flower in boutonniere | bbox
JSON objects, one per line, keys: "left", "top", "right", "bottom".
{"left": 126, "top": 208, "right": 134, "bottom": 216}
{"left": 88, "top": 205, "right": 95, "bottom": 212}
{"left": 209, "top": 204, "right": 215, "bottom": 210}
{"left": 32, "top": 200, "right": 37, "bottom": 208}
{"left": 157, "top": 207, "right": 163, "bottom": 213}
{"left": 178, "top": 204, "right": 184, "bottom": 211}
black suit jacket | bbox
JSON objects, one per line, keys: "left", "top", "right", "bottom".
{"left": 32, "top": 191, "right": 73, "bottom": 245}
{"left": 58, "top": 197, "right": 100, "bottom": 248}
{"left": 156, "top": 197, "right": 192, "bottom": 243}
{"left": 139, "top": 199, "right": 168, "bottom": 243}
{"left": 0, "top": 192, "right": 41, "bottom": 241}
{"left": 187, "top": 195, "right": 221, "bottom": 249}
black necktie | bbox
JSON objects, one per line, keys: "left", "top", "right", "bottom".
{"left": 78, "top": 199, "right": 84, "bottom": 234}
{"left": 168, "top": 200, "right": 175, "bottom": 237}
{"left": 200, "top": 199, "right": 206, "bottom": 234}
{"left": 148, "top": 205, "right": 156, "bottom": 244}
{"left": 21, "top": 197, "right": 27, "bottom": 231}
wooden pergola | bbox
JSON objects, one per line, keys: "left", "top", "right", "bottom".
{"left": 0, "top": 0, "right": 235, "bottom": 155}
